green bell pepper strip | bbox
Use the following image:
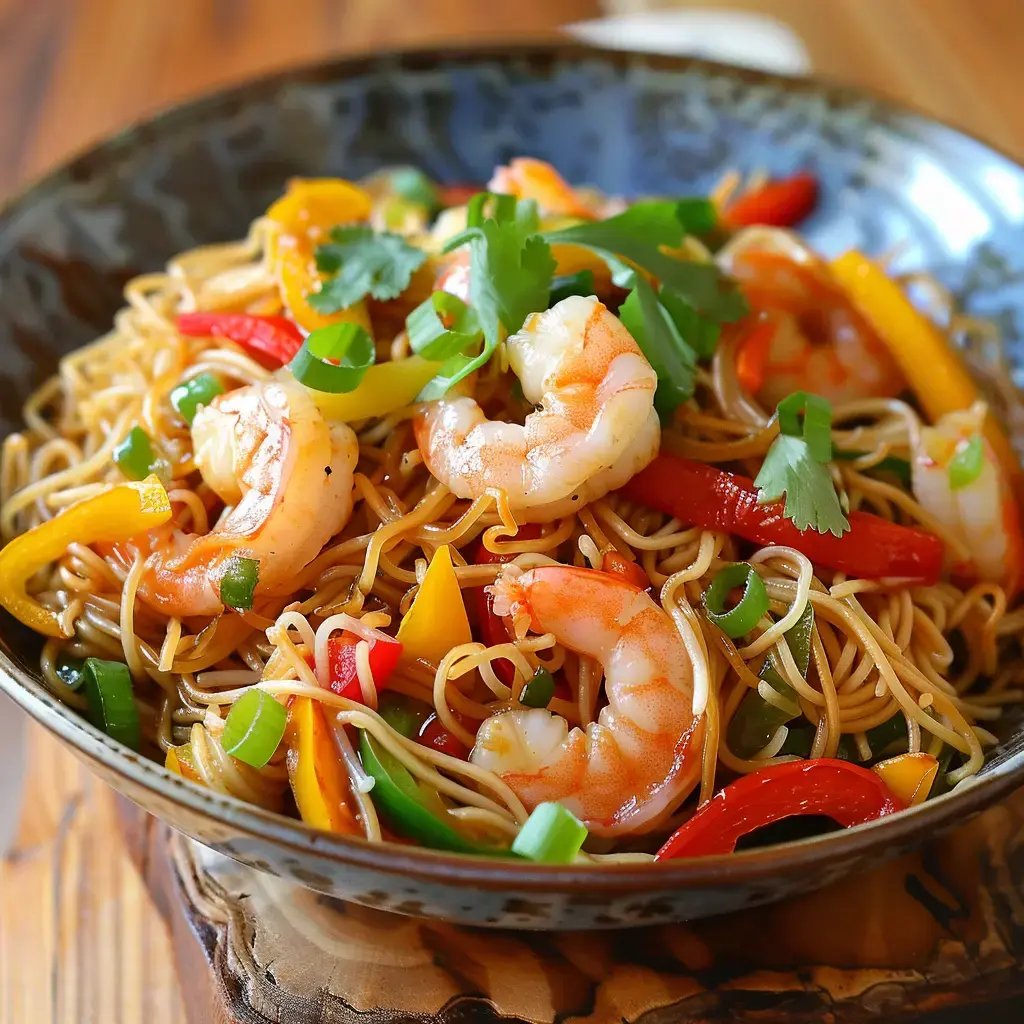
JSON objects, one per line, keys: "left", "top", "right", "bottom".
{"left": 727, "top": 602, "right": 813, "bottom": 758}
{"left": 359, "top": 731, "right": 515, "bottom": 857}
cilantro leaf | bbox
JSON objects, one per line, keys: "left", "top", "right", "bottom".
{"left": 542, "top": 201, "right": 747, "bottom": 324}
{"left": 658, "top": 288, "right": 721, "bottom": 360}
{"left": 755, "top": 435, "right": 850, "bottom": 536}
{"left": 422, "top": 195, "right": 556, "bottom": 396}
{"left": 310, "top": 226, "right": 427, "bottom": 312}
{"left": 618, "top": 276, "right": 696, "bottom": 421}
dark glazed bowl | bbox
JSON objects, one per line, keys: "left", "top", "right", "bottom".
{"left": 2, "top": 44, "right": 1024, "bottom": 930}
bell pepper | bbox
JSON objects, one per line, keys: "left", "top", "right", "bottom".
{"left": 395, "top": 544, "right": 472, "bottom": 667}
{"left": 655, "top": 759, "right": 905, "bottom": 860}
{"left": 724, "top": 172, "right": 818, "bottom": 228}
{"left": 165, "top": 741, "right": 203, "bottom": 784}
{"left": 601, "top": 549, "right": 651, "bottom": 591}
{"left": 176, "top": 312, "right": 304, "bottom": 368}
{"left": 416, "top": 712, "right": 471, "bottom": 760}
{"left": 292, "top": 354, "right": 443, "bottom": 422}
{"left": 266, "top": 178, "right": 374, "bottom": 337}
{"left": 0, "top": 476, "right": 172, "bottom": 638}
{"left": 872, "top": 752, "right": 939, "bottom": 806}
{"left": 286, "top": 696, "right": 361, "bottom": 834}
{"left": 623, "top": 453, "right": 944, "bottom": 584}
{"left": 359, "top": 729, "right": 508, "bottom": 855}
{"left": 727, "top": 602, "right": 813, "bottom": 758}
{"left": 830, "top": 251, "right": 1024, "bottom": 505}
{"left": 473, "top": 525, "right": 543, "bottom": 686}
{"left": 328, "top": 627, "right": 403, "bottom": 702}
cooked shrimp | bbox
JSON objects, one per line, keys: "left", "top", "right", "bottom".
{"left": 719, "top": 227, "right": 905, "bottom": 408}
{"left": 488, "top": 157, "right": 598, "bottom": 220}
{"left": 471, "top": 565, "right": 701, "bottom": 835}
{"left": 912, "top": 401, "right": 1023, "bottom": 593}
{"left": 414, "top": 295, "right": 660, "bottom": 522}
{"left": 134, "top": 380, "right": 357, "bottom": 616}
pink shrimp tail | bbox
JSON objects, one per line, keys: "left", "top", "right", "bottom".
{"left": 487, "top": 565, "right": 532, "bottom": 639}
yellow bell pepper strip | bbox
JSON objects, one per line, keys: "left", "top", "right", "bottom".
{"left": 286, "top": 696, "right": 361, "bottom": 834}
{"left": 277, "top": 353, "right": 442, "bottom": 422}
{"left": 165, "top": 742, "right": 203, "bottom": 784}
{"left": 266, "top": 178, "right": 375, "bottom": 336}
{"left": 831, "top": 251, "right": 1024, "bottom": 503}
{"left": 395, "top": 544, "right": 472, "bottom": 666}
{"left": 872, "top": 751, "right": 940, "bottom": 806}
{"left": 0, "top": 476, "right": 171, "bottom": 638}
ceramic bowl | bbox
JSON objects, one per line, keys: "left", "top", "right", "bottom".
{"left": 2, "top": 44, "right": 1024, "bottom": 930}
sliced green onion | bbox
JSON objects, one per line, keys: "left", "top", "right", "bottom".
{"left": 389, "top": 166, "right": 440, "bottom": 212}
{"left": 220, "top": 556, "right": 260, "bottom": 611}
{"left": 548, "top": 270, "right": 595, "bottom": 305}
{"left": 702, "top": 563, "right": 769, "bottom": 638}
{"left": 82, "top": 658, "right": 141, "bottom": 750}
{"left": 222, "top": 689, "right": 287, "bottom": 767}
{"left": 113, "top": 427, "right": 160, "bottom": 481}
{"left": 511, "top": 801, "right": 588, "bottom": 864}
{"left": 776, "top": 391, "right": 833, "bottom": 463}
{"left": 287, "top": 322, "right": 375, "bottom": 393}
{"left": 520, "top": 667, "right": 555, "bottom": 709}
{"left": 949, "top": 433, "right": 984, "bottom": 490}
{"left": 405, "top": 291, "right": 482, "bottom": 361}
{"left": 170, "top": 372, "right": 224, "bottom": 426}
{"left": 377, "top": 692, "right": 431, "bottom": 739}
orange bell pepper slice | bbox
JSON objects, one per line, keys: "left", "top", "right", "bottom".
{"left": 266, "top": 178, "right": 375, "bottom": 336}
{"left": 286, "top": 696, "right": 361, "bottom": 834}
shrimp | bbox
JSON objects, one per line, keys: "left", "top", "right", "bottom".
{"left": 134, "top": 380, "right": 358, "bottom": 617}
{"left": 488, "top": 157, "right": 598, "bottom": 220}
{"left": 414, "top": 295, "right": 660, "bottom": 522}
{"left": 718, "top": 227, "right": 905, "bottom": 408}
{"left": 470, "top": 565, "right": 702, "bottom": 835}
{"left": 911, "top": 401, "right": 1023, "bottom": 594}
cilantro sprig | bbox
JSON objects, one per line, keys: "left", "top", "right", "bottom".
{"left": 311, "top": 226, "right": 427, "bottom": 312}
{"left": 755, "top": 392, "right": 850, "bottom": 537}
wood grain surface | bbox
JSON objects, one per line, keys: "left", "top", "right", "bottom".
{"left": 2, "top": 0, "right": 1024, "bottom": 1021}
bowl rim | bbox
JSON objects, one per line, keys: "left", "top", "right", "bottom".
{"left": 2, "top": 39, "right": 1023, "bottom": 893}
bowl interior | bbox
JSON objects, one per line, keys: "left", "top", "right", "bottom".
{"left": 3, "top": 44, "right": 1024, "bottom": 890}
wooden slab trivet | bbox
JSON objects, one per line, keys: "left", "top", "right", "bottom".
{"left": 118, "top": 792, "right": 1024, "bottom": 1023}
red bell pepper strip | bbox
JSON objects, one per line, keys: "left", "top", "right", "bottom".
{"left": 417, "top": 712, "right": 471, "bottom": 760}
{"left": 655, "top": 759, "right": 905, "bottom": 860}
{"left": 601, "top": 550, "right": 651, "bottom": 591}
{"left": 724, "top": 172, "right": 818, "bottom": 228}
{"left": 622, "top": 453, "right": 944, "bottom": 584}
{"left": 176, "top": 313, "right": 305, "bottom": 368}
{"left": 438, "top": 184, "right": 482, "bottom": 208}
{"left": 328, "top": 629, "right": 403, "bottom": 703}
{"left": 474, "top": 525, "right": 543, "bottom": 686}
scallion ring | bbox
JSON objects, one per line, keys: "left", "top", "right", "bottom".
{"left": 220, "top": 556, "right": 260, "bottom": 611}
{"left": 949, "top": 433, "right": 984, "bottom": 490}
{"left": 511, "top": 801, "right": 588, "bottom": 864}
{"left": 288, "top": 322, "right": 375, "bottom": 394}
{"left": 221, "top": 689, "right": 287, "bottom": 768}
{"left": 520, "top": 667, "right": 555, "bottom": 709}
{"left": 702, "top": 562, "right": 770, "bottom": 639}
{"left": 82, "top": 658, "right": 141, "bottom": 750}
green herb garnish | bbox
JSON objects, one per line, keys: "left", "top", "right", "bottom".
{"left": 755, "top": 392, "right": 849, "bottom": 536}
{"left": 311, "top": 226, "right": 428, "bottom": 312}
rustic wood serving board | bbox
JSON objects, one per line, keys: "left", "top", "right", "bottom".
{"left": 118, "top": 786, "right": 1024, "bottom": 1023}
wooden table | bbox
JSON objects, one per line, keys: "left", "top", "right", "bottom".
{"left": 2, "top": 1, "right": 1024, "bottom": 1020}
